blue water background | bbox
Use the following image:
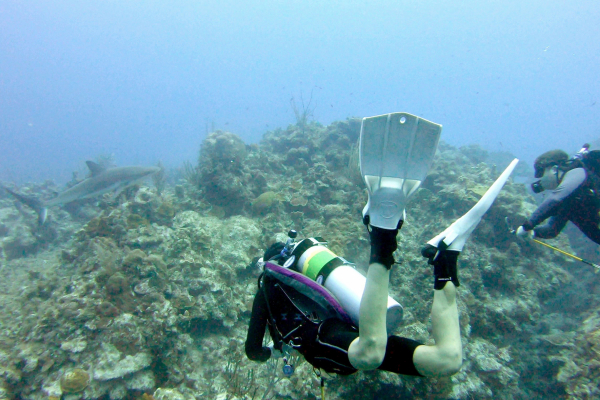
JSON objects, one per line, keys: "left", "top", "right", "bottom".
{"left": 1, "top": 0, "right": 599, "bottom": 184}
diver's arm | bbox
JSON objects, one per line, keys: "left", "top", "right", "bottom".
{"left": 245, "top": 289, "right": 271, "bottom": 362}
{"left": 533, "top": 215, "right": 569, "bottom": 239}
{"left": 524, "top": 168, "right": 586, "bottom": 230}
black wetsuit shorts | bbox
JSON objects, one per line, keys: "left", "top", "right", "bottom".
{"left": 302, "top": 318, "right": 424, "bottom": 376}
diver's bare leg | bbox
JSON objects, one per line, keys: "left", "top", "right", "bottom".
{"left": 412, "top": 282, "right": 462, "bottom": 377}
{"left": 348, "top": 262, "right": 390, "bottom": 370}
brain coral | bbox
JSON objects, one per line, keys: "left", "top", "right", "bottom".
{"left": 60, "top": 368, "right": 90, "bottom": 393}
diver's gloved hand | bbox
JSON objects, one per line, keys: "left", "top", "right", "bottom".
{"left": 421, "top": 240, "right": 460, "bottom": 290}
{"left": 516, "top": 226, "right": 533, "bottom": 239}
{"left": 365, "top": 216, "right": 402, "bottom": 270}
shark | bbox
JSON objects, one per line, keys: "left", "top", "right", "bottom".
{"left": 2, "top": 161, "right": 161, "bottom": 225}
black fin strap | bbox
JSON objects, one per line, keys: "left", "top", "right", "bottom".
{"left": 421, "top": 242, "right": 460, "bottom": 290}
{"left": 365, "top": 217, "right": 399, "bottom": 270}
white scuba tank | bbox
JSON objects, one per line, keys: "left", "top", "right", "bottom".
{"left": 287, "top": 238, "right": 403, "bottom": 332}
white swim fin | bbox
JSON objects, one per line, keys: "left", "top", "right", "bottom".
{"left": 360, "top": 112, "right": 441, "bottom": 229}
{"left": 427, "top": 158, "right": 519, "bottom": 251}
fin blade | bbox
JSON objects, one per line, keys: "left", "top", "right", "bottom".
{"left": 428, "top": 158, "right": 519, "bottom": 251}
{"left": 360, "top": 112, "right": 441, "bottom": 229}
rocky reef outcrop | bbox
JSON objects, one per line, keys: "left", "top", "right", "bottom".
{"left": 0, "top": 119, "right": 598, "bottom": 399}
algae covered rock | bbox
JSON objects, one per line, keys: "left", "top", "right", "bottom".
{"left": 0, "top": 224, "right": 39, "bottom": 260}
{"left": 200, "top": 130, "right": 247, "bottom": 169}
{"left": 92, "top": 343, "right": 152, "bottom": 381}
{"left": 154, "top": 387, "right": 190, "bottom": 400}
{"left": 168, "top": 211, "right": 221, "bottom": 257}
{"left": 124, "top": 369, "right": 156, "bottom": 391}
{"left": 60, "top": 339, "right": 87, "bottom": 354}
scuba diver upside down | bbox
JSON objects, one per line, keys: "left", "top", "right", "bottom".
{"left": 244, "top": 113, "right": 519, "bottom": 384}
{"left": 245, "top": 226, "right": 463, "bottom": 377}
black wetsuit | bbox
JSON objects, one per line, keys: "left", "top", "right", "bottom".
{"left": 523, "top": 167, "right": 600, "bottom": 244}
{"left": 245, "top": 284, "right": 423, "bottom": 376}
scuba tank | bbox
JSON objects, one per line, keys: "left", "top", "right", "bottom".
{"left": 280, "top": 232, "right": 404, "bottom": 332}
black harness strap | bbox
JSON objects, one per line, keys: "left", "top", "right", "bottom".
{"left": 259, "top": 273, "right": 285, "bottom": 349}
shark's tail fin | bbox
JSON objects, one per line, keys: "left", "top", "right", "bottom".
{"left": 2, "top": 186, "right": 48, "bottom": 225}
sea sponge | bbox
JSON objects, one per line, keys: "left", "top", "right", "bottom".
{"left": 60, "top": 368, "right": 90, "bottom": 393}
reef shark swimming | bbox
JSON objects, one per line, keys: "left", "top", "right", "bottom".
{"left": 2, "top": 161, "right": 161, "bottom": 225}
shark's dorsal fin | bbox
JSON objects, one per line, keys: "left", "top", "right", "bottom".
{"left": 86, "top": 161, "right": 106, "bottom": 177}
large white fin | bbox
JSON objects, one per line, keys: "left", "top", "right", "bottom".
{"left": 427, "top": 158, "right": 519, "bottom": 251}
{"left": 360, "top": 112, "right": 441, "bottom": 229}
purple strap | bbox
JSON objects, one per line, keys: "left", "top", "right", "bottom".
{"left": 265, "top": 262, "right": 352, "bottom": 324}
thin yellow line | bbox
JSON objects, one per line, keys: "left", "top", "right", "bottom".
{"left": 532, "top": 239, "right": 583, "bottom": 261}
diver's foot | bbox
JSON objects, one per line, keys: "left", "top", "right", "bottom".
{"left": 421, "top": 244, "right": 460, "bottom": 289}
{"left": 366, "top": 223, "right": 400, "bottom": 270}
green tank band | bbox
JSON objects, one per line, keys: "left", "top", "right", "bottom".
{"left": 303, "top": 248, "right": 337, "bottom": 280}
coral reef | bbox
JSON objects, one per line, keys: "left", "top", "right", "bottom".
{"left": 0, "top": 120, "right": 598, "bottom": 399}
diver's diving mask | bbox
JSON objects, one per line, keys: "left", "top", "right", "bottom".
{"left": 530, "top": 180, "right": 544, "bottom": 193}
{"left": 531, "top": 165, "right": 559, "bottom": 193}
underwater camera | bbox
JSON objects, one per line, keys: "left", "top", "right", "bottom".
{"left": 270, "top": 230, "right": 404, "bottom": 331}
